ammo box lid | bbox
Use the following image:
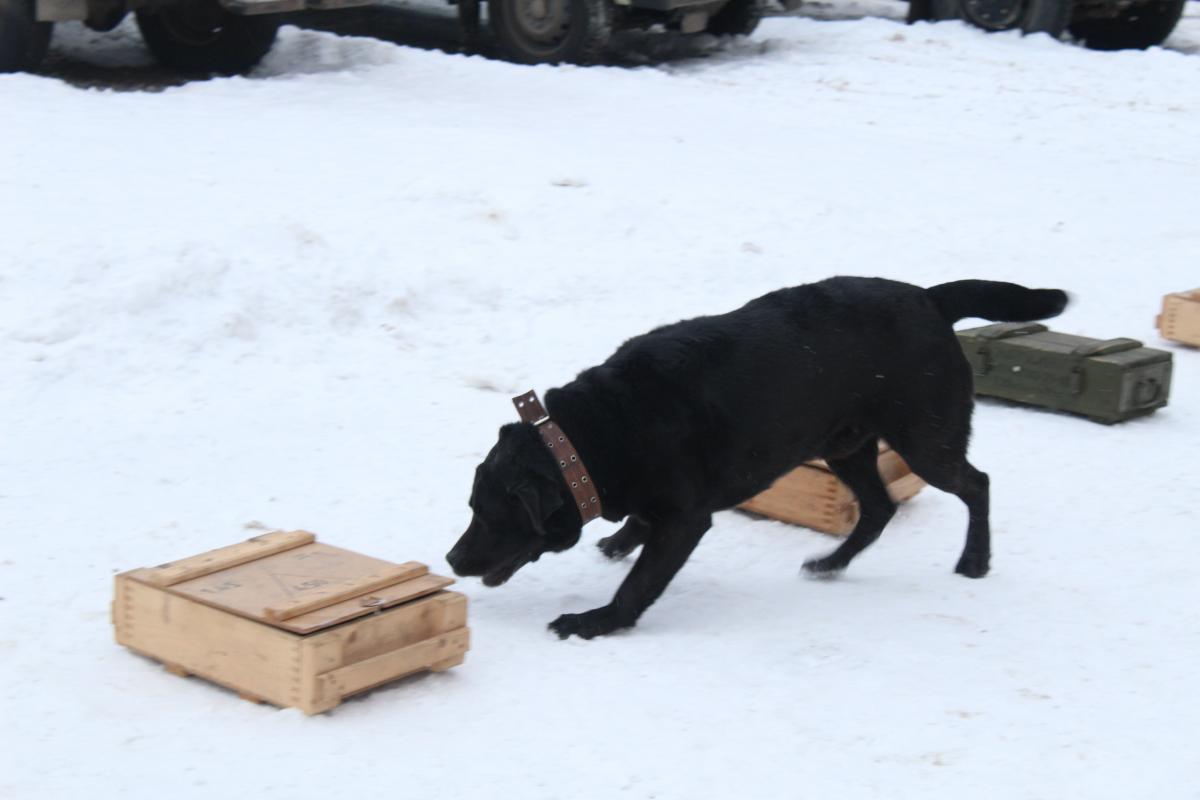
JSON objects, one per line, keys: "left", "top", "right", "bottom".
{"left": 957, "top": 323, "right": 1172, "bottom": 367}
{"left": 121, "top": 530, "right": 453, "bottom": 635}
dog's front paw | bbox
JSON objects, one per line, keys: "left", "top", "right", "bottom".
{"left": 549, "top": 607, "right": 629, "bottom": 640}
{"left": 802, "top": 554, "right": 847, "bottom": 578}
{"left": 597, "top": 534, "right": 637, "bottom": 561}
{"left": 955, "top": 552, "right": 990, "bottom": 579}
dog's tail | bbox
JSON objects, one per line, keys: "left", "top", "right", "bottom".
{"left": 926, "top": 280, "right": 1068, "bottom": 324}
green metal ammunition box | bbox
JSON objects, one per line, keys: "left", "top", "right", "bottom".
{"left": 956, "top": 323, "right": 1173, "bottom": 424}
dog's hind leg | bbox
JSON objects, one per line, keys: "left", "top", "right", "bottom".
{"left": 953, "top": 464, "right": 990, "bottom": 578}
{"left": 597, "top": 516, "right": 649, "bottom": 560}
{"left": 907, "top": 450, "right": 990, "bottom": 578}
{"left": 886, "top": 429, "right": 991, "bottom": 578}
{"left": 551, "top": 512, "right": 712, "bottom": 640}
{"left": 803, "top": 438, "right": 897, "bottom": 576}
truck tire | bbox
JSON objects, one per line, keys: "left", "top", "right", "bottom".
{"left": 135, "top": 0, "right": 279, "bottom": 75}
{"left": 0, "top": 0, "right": 52, "bottom": 73}
{"left": 489, "top": 0, "right": 612, "bottom": 64}
{"left": 1069, "top": 0, "right": 1185, "bottom": 49}
{"left": 911, "top": 0, "right": 1073, "bottom": 37}
{"left": 707, "top": 0, "right": 763, "bottom": 35}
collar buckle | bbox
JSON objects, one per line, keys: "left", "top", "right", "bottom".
{"left": 512, "top": 390, "right": 549, "bottom": 425}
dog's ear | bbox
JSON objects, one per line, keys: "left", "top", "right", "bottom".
{"left": 513, "top": 480, "right": 564, "bottom": 537}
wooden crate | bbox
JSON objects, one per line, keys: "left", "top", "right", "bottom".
{"left": 112, "top": 530, "right": 469, "bottom": 715}
{"left": 1157, "top": 289, "right": 1200, "bottom": 347}
{"left": 739, "top": 445, "right": 925, "bottom": 535}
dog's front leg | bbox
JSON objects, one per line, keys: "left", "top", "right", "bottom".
{"left": 597, "top": 516, "right": 649, "bottom": 560}
{"left": 550, "top": 512, "right": 711, "bottom": 640}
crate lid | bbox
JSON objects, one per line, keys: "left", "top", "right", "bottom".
{"left": 957, "top": 325, "right": 1172, "bottom": 366}
{"left": 125, "top": 530, "right": 453, "bottom": 634}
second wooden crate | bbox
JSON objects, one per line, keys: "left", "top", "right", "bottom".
{"left": 739, "top": 446, "right": 925, "bottom": 535}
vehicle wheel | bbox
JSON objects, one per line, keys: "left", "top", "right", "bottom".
{"left": 706, "top": 0, "right": 763, "bottom": 35}
{"left": 1069, "top": 0, "right": 1185, "bottom": 49}
{"left": 488, "top": 0, "right": 612, "bottom": 64}
{"left": 0, "top": 0, "right": 52, "bottom": 73}
{"left": 913, "top": 0, "right": 1073, "bottom": 36}
{"left": 135, "top": 0, "right": 279, "bottom": 75}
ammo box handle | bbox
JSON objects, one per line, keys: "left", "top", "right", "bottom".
{"left": 971, "top": 323, "right": 1047, "bottom": 376}
{"left": 1068, "top": 338, "right": 1143, "bottom": 394}
{"left": 1068, "top": 338, "right": 1142, "bottom": 360}
{"left": 977, "top": 322, "right": 1048, "bottom": 340}
{"left": 1133, "top": 377, "right": 1165, "bottom": 406}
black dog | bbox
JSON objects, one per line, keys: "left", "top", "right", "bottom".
{"left": 446, "top": 277, "right": 1067, "bottom": 640}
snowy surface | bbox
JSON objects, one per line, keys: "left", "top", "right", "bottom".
{"left": 2, "top": 6, "right": 1199, "bottom": 799}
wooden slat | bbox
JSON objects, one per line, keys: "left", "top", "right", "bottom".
{"left": 302, "top": 591, "right": 467, "bottom": 671}
{"left": 743, "top": 499, "right": 855, "bottom": 533}
{"left": 740, "top": 486, "right": 850, "bottom": 531}
{"left": 740, "top": 463, "right": 855, "bottom": 533}
{"left": 298, "top": 592, "right": 468, "bottom": 713}
{"left": 742, "top": 484, "right": 845, "bottom": 505}
{"left": 278, "top": 573, "right": 455, "bottom": 634}
{"left": 306, "top": 628, "right": 469, "bottom": 713}
{"left": 142, "top": 530, "right": 316, "bottom": 587}
{"left": 741, "top": 466, "right": 850, "bottom": 505}
{"left": 263, "top": 561, "right": 428, "bottom": 622}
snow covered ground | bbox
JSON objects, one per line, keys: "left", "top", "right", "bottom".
{"left": 2, "top": 6, "right": 1199, "bottom": 799}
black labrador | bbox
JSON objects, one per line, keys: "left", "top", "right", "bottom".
{"left": 446, "top": 277, "right": 1067, "bottom": 640}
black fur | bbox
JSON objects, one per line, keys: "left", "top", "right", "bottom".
{"left": 926, "top": 279, "right": 1067, "bottom": 324}
{"left": 446, "top": 276, "right": 1068, "bottom": 640}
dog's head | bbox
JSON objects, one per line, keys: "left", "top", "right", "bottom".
{"left": 446, "top": 423, "right": 582, "bottom": 586}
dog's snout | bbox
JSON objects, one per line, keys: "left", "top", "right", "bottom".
{"left": 446, "top": 541, "right": 466, "bottom": 574}
{"left": 446, "top": 520, "right": 482, "bottom": 575}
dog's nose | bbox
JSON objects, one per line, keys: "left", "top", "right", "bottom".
{"left": 445, "top": 544, "right": 464, "bottom": 574}
{"left": 447, "top": 536, "right": 477, "bottom": 575}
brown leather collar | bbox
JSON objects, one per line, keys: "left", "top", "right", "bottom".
{"left": 513, "top": 390, "right": 603, "bottom": 524}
